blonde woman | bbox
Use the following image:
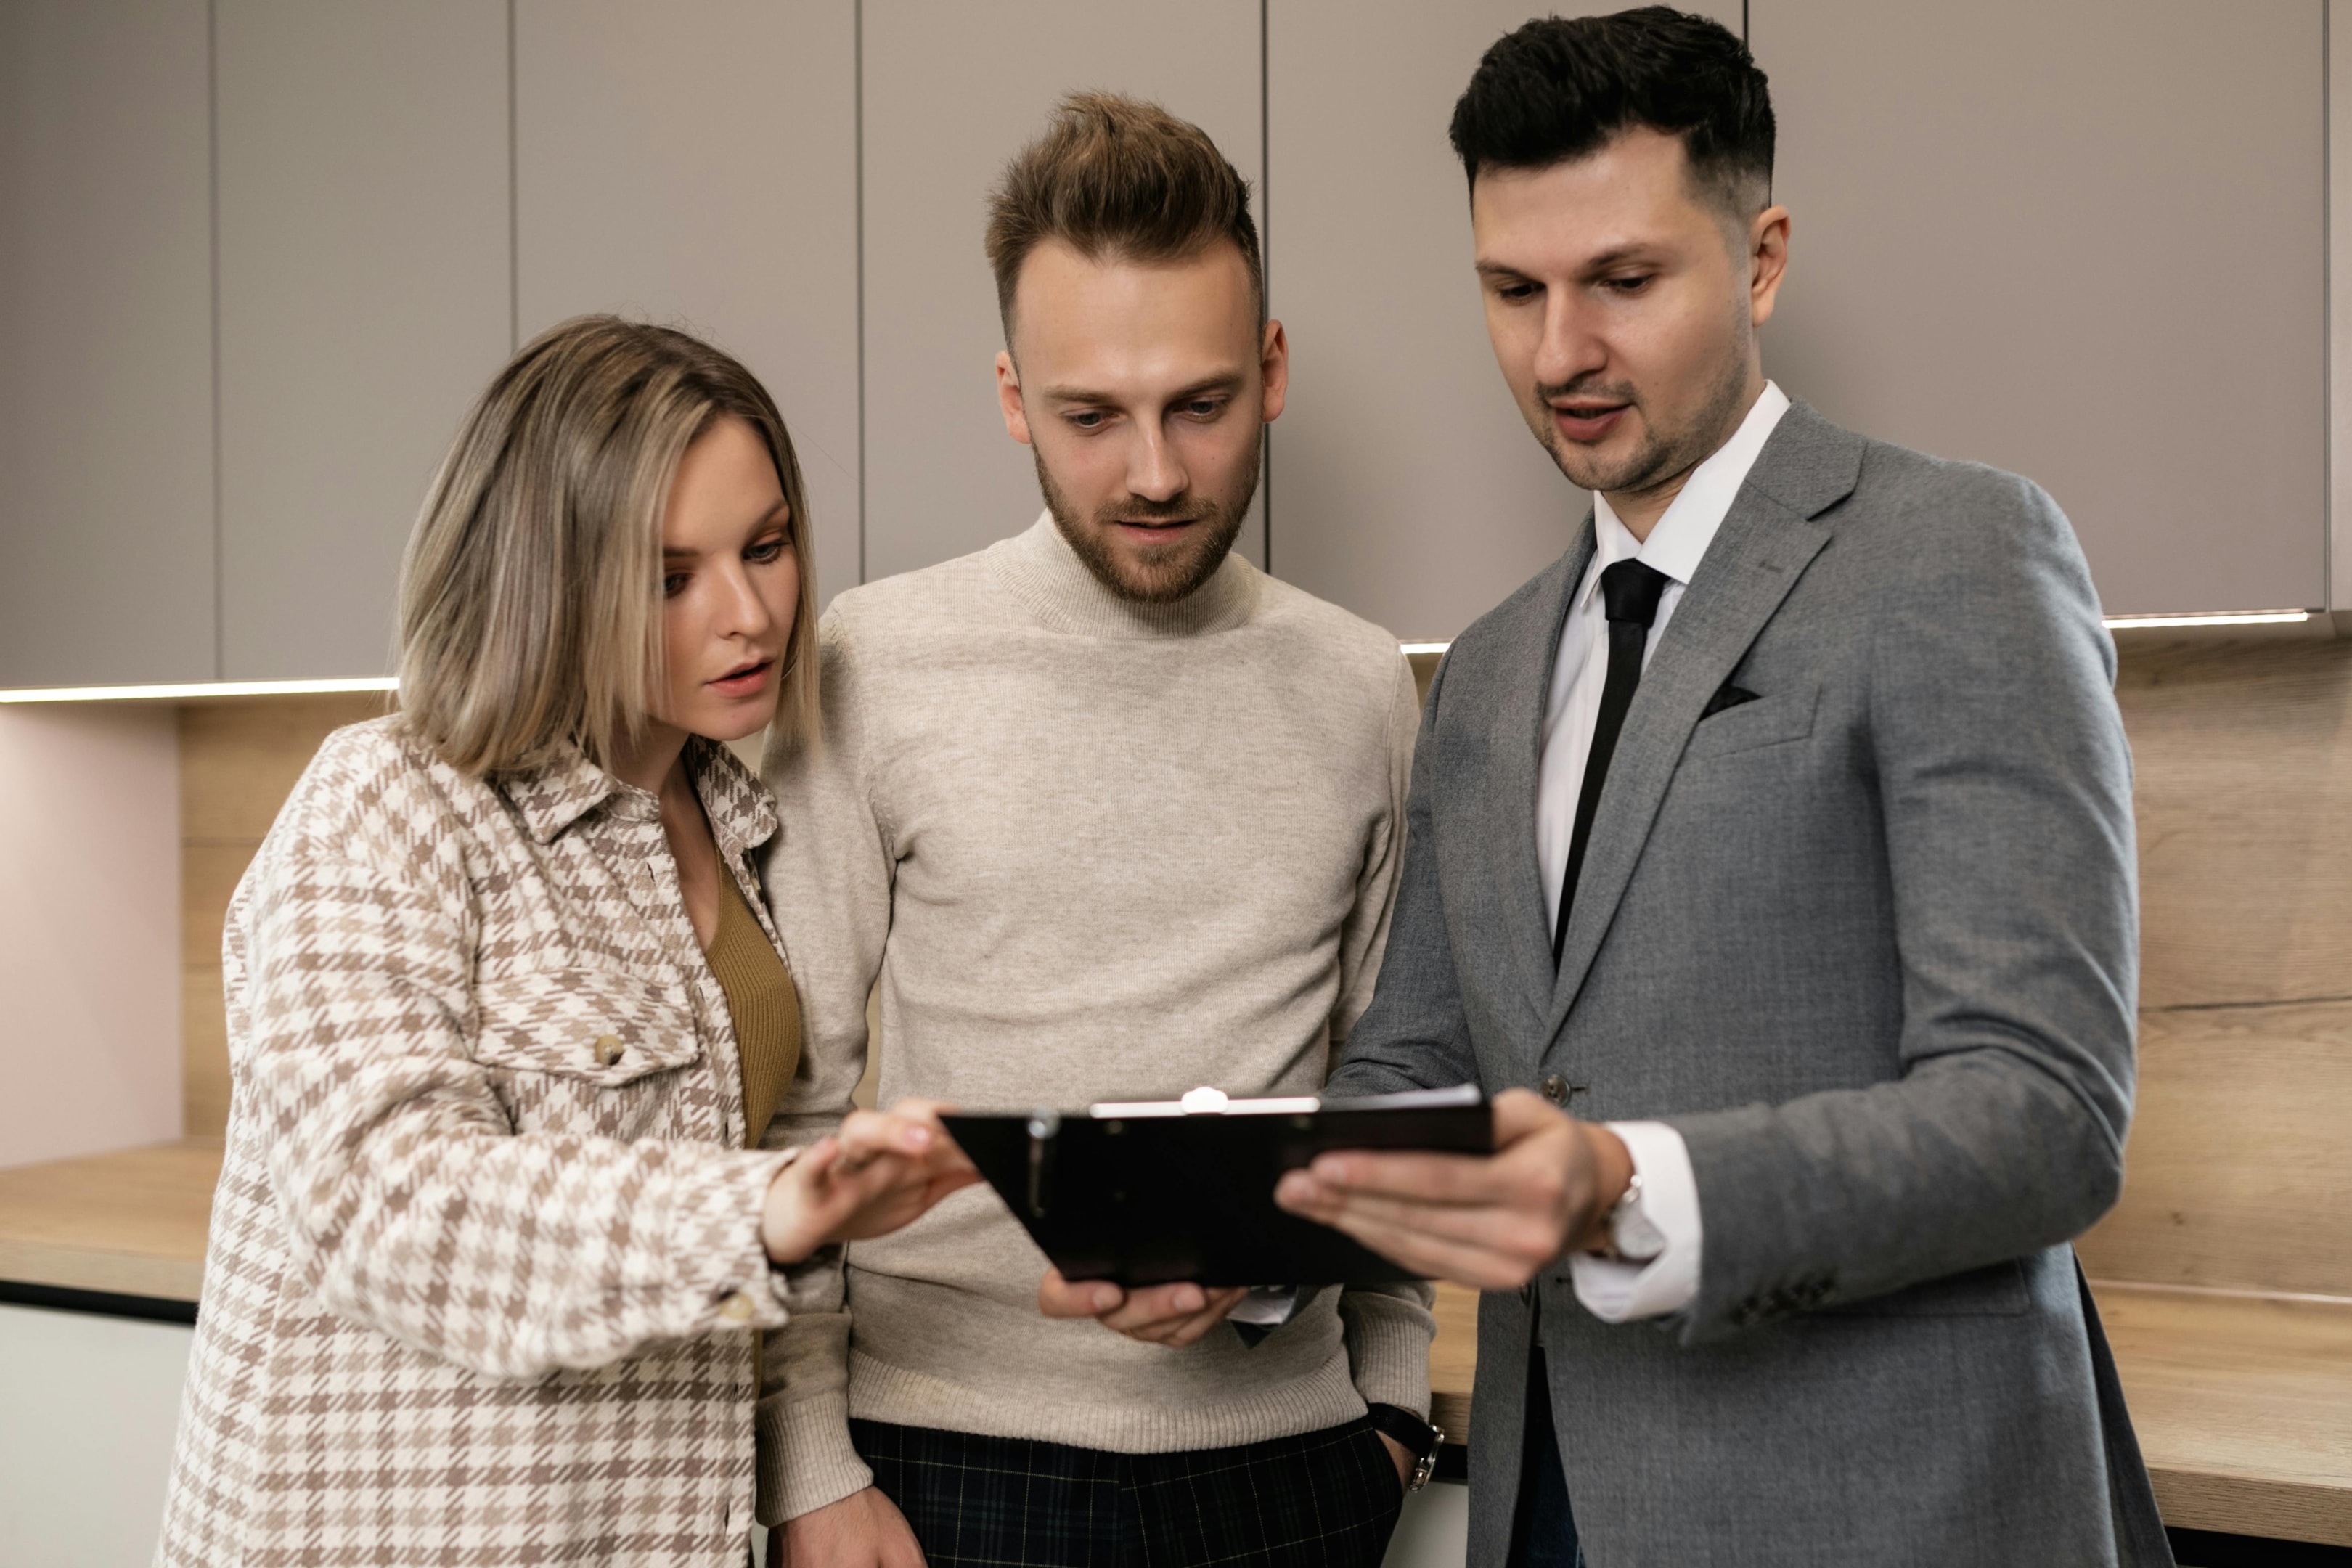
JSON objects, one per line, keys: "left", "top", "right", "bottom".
{"left": 155, "top": 317, "right": 973, "bottom": 1568}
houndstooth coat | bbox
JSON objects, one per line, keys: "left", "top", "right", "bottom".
{"left": 157, "top": 718, "right": 814, "bottom": 1567}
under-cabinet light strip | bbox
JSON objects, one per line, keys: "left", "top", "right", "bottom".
{"left": 2100, "top": 610, "right": 2311, "bottom": 629}
{"left": 0, "top": 613, "right": 2323, "bottom": 702}
{"left": 1397, "top": 610, "right": 2316, "bottom": 658}
{"left": 0, "top": 676, "right": 399, "bottom": 704}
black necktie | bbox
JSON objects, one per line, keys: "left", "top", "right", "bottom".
{"left": 1553, "top": 558, "right": 1673, "bottom": 965}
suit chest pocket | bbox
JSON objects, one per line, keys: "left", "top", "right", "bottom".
{"left": 1681, "top": 682, "right": 1819, "bottom": 763}
{"left": 472, "top": 968, "right": 714, "bottom": 1143}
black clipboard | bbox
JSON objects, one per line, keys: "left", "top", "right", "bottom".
{"left": 941, "top": 1085, "right": 1491, "bottom": 1288}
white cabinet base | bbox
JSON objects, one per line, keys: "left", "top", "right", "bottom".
{"left": 0, "top": 1304, "right": 192, "bottom": 1568}
{"left": 1386, "top": 1478, "right": 1470, "bottom": 1568}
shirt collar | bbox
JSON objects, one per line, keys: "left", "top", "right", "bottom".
{"left": 502, "top": 747, "right": 623, "bottom": 844}
{"left": 502, "top": 735, "right": 778, "bottom": 854}
{"left": 1585, "top": 380, "right": 1792, "bottom": 603}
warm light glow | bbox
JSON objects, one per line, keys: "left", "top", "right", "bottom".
{"left": 0, "top": 676, "right": 398, "bottom": 704}
{"left": 1399, "top": 641, "right": 1451, "bottom": 656}
{"left": 2100, "top": 610, "right": 2311, "bottom": 630}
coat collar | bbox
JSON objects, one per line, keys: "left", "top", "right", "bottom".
{"left": 1490, "top": 526, "right": 1598, "bottom": 1018}
{"left": 502, "top": 735, "right": 779, "bottom": 859}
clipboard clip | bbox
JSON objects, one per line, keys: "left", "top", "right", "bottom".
{"left": 1025, "top": 1110, "right": 1060, "bottom": 1218}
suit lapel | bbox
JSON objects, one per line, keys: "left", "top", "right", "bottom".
{"left": 1493, "top": 522, "right": 1596, "bottom": 1019}
{"left": 1543, "top": 402, "right": 1864, "bottom": 1038}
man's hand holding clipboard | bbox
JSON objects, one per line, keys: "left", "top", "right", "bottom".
{"left": 1273, "top": 1088, "right": 1635, "bottom": 1291}
{"left": 939, "top": 1084, "right": 1495, "bottom": 1307}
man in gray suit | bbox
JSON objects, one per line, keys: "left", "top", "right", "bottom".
{"left": 1275, "top": 10, "right": 2170, "bottom": 1565}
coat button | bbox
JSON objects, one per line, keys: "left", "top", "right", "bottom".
{"left": 593, "top": 1033, "right": 626, "bottom": 1066}
{"left": 1540, "top": 1074, "right": 1569, "bottom": 1106}
{"left": 719, "top": 1291, "right": 757, "bottom": 1324}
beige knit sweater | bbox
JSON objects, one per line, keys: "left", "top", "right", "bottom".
{"left": 757, "top": 515, "right": 1432, "bottom": 1521}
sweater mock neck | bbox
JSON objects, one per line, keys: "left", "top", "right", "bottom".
{"left": 987, "top": 512, "right": 1260, "bottom": 640}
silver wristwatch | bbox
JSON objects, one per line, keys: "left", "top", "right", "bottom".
{"left": 1603, "top": 1169, "right": 1665, "bottom": 1263}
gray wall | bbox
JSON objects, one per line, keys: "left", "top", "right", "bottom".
{"left": 859, "top": 0, "right": 1268, "bottom": 582}
{"left": 214, "top": 0, "right": 513, "bottom": 680}
{"left": 515, "top": 0, "right": 864, "bottom": 612}
{"left": 1, "top": 1, "right": 2340, "bottom": 689}
{"left": 1754, "top": 0, "right": 2326, "bottom": 618}
{"left": 0, "top": 0, "right": 215, "bottom": 688}
{"left": 1266, "top": 0, "right": 1741, "bottom": 642}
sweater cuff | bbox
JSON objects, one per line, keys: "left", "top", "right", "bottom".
{"left": 757, "top": 1388, "right": 874, "bottom": 1525}
{"left": 1342, "top": 1290, "right": 1435, "bottom": 1420}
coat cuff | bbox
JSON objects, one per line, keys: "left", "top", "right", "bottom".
{"left": 651, "top": 1145, "right": 797, "bottom": 1333}
{"left": 756, "top": 1388, "right": 874, "bottom": 1525}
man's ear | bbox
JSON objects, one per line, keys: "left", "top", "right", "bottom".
{"left": 1749, "top": 205, "right": 1792, "bottom": 330}
{"left": 996, "top": 348, "right": 1032, "bottom": 446}
{"left": 1259, "top": 320, "right": 1289, "bottom": 424}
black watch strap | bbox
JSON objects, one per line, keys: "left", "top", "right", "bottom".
{"left": 1365, "top": 1402, "right": 1444, "bottom": 1490}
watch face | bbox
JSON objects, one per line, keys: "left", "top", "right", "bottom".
{"left": 1612, "top": 1207, "right": 1667, "bottom": 1262}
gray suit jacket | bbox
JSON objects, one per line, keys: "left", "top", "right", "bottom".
{"left": 1330, "top": 402, "right": 2170, "bottom": 1567}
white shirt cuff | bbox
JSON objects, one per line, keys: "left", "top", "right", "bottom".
{"left": 1567, "top": 1120, "right": 1703, "bottom": 1323}
{"left": 1229, "top": 1285, "right": 1302, "bottom": 1327}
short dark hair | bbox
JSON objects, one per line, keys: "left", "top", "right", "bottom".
{"left": 1449, "top": 8, "right": 1774, "bottom": 220}
{"left": 986, "top": 91, "right": 1263, "bottom": 338}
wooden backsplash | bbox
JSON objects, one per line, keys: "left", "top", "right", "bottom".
{"left": 180, "top": 693, "right": 393, "bottom": 1138}
{"left": 2077, "top": 637, "right": 2352, "bottom": 1299}
{"left": 176, "top": 641, "right": 2351, "bottom": 1300}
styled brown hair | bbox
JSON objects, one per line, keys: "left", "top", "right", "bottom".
{"left": 396, "top": 315, "right": 820, "bottom": 778}
{"left": 984, "top": 91, "right": 1262, "bottom": 338}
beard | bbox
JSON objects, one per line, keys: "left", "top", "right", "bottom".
{"left": 1035, "top": 441, "right": 1257, "bottom": 605}
{"left": 1532, "top": 321, "right": 1758, "bottom": 499}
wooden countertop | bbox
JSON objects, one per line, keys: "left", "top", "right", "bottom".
{"left": 2096, "top": 1282, "right": 2352, "bottom": 1546}
{"left": 2, "top": 1144, "right": 2343, "bottom": 1543}
{"left": 0, "top": 1138, "right": 218, "bottom": 1302}
{"left": 1422, "top": 1276, "right": 2352, "bottom": 1546}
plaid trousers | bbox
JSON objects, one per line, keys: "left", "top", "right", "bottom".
{"left": 850, "top": 1415, "right": 1406, "bottom": 1568}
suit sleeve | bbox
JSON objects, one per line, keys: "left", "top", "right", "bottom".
{"left": 1667, "top": 472, "right": 2139, "bottom": 1342}
{"left": 1330, "top": 651, "right": 1436, "bottom": 1416}
{"left": 755, "top": 611, "right": 896, "bottom": 1522}
{"left": 1326, "top": 649, "right": 1484, "bottom": 1101}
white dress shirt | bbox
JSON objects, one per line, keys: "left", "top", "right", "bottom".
{"left": 1544, "top": 381, "right": 1791, "bottom": 1323}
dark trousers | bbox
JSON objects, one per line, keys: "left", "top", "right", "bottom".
{"left": 1509, "top": 1346, "right": 1585, "bottom": 1568}
{"left": 851, "top": 1414, "right": 1405, "bottom": 1568}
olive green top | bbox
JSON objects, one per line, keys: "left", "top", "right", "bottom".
{"left": 708, "top": 867, "right": 801, "bottom": 1150}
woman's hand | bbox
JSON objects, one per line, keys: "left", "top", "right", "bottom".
{"left": 761, "top": 1100, "right": 979, "bottom": 1265}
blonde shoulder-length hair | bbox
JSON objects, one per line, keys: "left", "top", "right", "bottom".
{"left": 396, "top": 315, "right": 820, "bottom": 778}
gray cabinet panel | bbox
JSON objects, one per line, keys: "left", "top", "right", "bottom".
{"left": 515, "top": 0, "right": 862, "bottom": 611}
{"left": 1268, "top": 1, "right": 1732, "bottom": 642}
{"left": 0, "top": 1, "right": 214, "bottom": 688}
{"left": 1754, "top": 0, "right": 2324, "bottom": 618}
{"left": 861, "top": 1, "right": 1265, "bottom": 584}
{"left": 215, "top": 1, "right": 512, "bottom": 679}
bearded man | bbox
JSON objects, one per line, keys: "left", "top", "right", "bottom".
{"left": 759, "top": 93, "right": 1438, "bottom": 1568}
